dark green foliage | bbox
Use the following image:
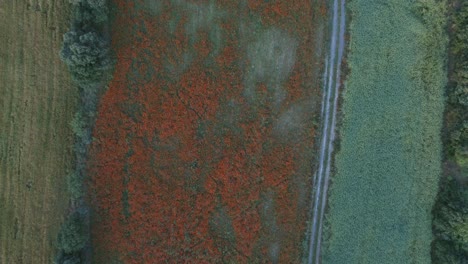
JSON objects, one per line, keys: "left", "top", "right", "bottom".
{"left": 69, "top": 0, "right": 108, "bottom": 26}
{"left": 69, "top": 0, "right": 106, "bottom": 8}
{"left": 57, "top": 212, "right": 88, "bottom": 254}
{"left": 452, "top": 121, "right": 468, "bottom": 174}
{"left": 454, "top": 67, "right": 468, "bottom": 106}
{"left": 63, "top": 256, "right": 81, "bottom": 264}
{"left": 433, "top": 239, "right": 466, "bottom": 264}
{"left": 80, "top": 86, "right": 99, "bottom": 113}
{"left": 452, "top": 2, "right": 468, "bottom": 59}
{"left": 432, "top": 1, "right": 468, "bottom": 262}
{"left": 447, "top": 4, "right": 468, "bottom": 168}
{"left": 70, "top": 111, "right": 89, "bottom": 141}
{"left": 445, "top": 1, "right": 468, "bottom": 165}
{"left": 60, "top": 30, "right": 112, "bottom": 87}
{"left": 67, "top": 171, "right": 83, "bottom": 201}
{"left": 432, "top": 178, "right": 468, "bottom": 263}
{"left": 60, "top": 0, "right": 112, "bottom": 88}
{"left": 450, "top": 4, "right": 468, "bottom": 102}
{"left": 56, "top": 0, "right": 112, "bottom": 263}
{"left": 55, "top": 251, "right": 83, "bottom": 264}
{"left": 63, "top": 256, "right": 82, "bottom": 264}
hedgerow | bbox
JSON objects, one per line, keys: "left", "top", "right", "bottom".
{"left": 57, "top": 212, "right": 88, "bottom": 254}
{"left": 67, "top": 171, "right": 84, "bottom": 201}
{"left": 55, "top": 211, "right": 88, "bottom": 264}
{"left": 56, "top": 0, "right": 113, "bottom": 263}
{"left": 431, "top": 1, "right": 468, "bottom": 262}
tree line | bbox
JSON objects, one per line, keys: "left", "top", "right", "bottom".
{"left": 56, "top": 0, "right": 113, "bottom": 263}
{"left": 432, "top": 1, "right": 468, "bottom": 263}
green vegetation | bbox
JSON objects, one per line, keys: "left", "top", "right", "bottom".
{"left": 61, "top": 30, "right": 112, "bottom": 87}
{"left": 55, "top": 211, "right": 88, "bottom": 264}
{"left": 433, "top": 178, "right": 468, "bottom": 263}
{"left": 323, "top": 0, "right": 447, "bottom": 263}
{"left": 444, "top": 1, "right": 468, "bottom": 173}
{"left": 67, "top": 171, "right": 84, "bottom": 201}
{"left": 432, "top": 1, "right": 468, "bottom": 262}
{"left": 61, "top": 0, "right": 112, "bottom": 88}
{"left": 55, "top": 0, "right": 113, "bottom": 263}
{"left": 57, "top": 212, "right": 88, "bottom": 254}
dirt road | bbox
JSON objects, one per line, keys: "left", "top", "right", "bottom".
{"left": 307, "top": 0, "right": 346, "bottom": 262}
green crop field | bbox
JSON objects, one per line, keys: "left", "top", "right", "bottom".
{"left": 0, "top": 1, "right": 76, "bottom": 263}
{"left": 323, "top": 0, "right": 448, "bottom": 263}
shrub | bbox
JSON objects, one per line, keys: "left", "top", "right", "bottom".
{"left": 69, "top": 0, "right": 108, "bottom": 25}
{"left": 433, "top": 178, "right": 468, "bottom": 263}
{"left": 67, "top": 171, "right": 83, "bottom": 201}
{"left": 60, "top": 30, "right": 112, "bottom": 87}
{"left": 432, "top": 239, "right": 466, "bottom": 264}
{"left": 62, "top": 255, "right": 82, "bottom": 264}
{"left": 55, "top": 251, "right": 82, "bottom": 264}
{"left": 69, "top": 0, "right": 106, "bottom": 6}
{"left": 432, "top": 1, "right": 468, "bottom": 262}
{"left": 70, "top": 111, "right": 89, "bottom": 140}
{"left": 80, "top": 86, "right": 99, "bottom": 113}
{"left": 454, "top": 66, "right": 468, "bottom": 107}
{"left": 455, "top": 148, "right": 468, "bottom": 175}
{"left": 57, "top": 212, "right": 88, "bottom": 254}
{"left": 56, "top": 0, "right": 112, "bottom": 262}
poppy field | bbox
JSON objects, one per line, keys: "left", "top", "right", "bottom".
{"left": 88, "top": 0, "right": 327, "bottom": 262}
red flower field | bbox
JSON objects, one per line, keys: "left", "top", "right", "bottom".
{"left": 88, "top": 0, "right": 327, "bottom": 262}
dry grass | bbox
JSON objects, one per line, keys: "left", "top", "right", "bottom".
{"left": 0, "top": 1, "right": 76, "bottom": 263}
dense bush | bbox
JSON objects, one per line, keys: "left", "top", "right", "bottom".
{"left": 55, "top": 211, "right": 88, "bottom": 264}
{"left": 57, "top": 0, "right": 112, "bottom": 263}
{"left": 70, "top": 111, "right": 91, "bottom": 142}
{"left": 433, "top": 178, "right": 468, "bottom": 263}
{"left": 55, "top": 250, "right": 83, "bottom": 264}
{"left": 60, "top": 30, "right": 112, "bottom": 87}
{"left": 70, "top": 0, "right": 106, "bottom": 8}
{"left": 448, "top": 1, "right": 468, "bottom": 147}
{"left": 61, "top": 0, "right": 112, "bottom": 88}
{"left": 69, "top": 0, "right": 108, "bottom": 26}
{"left": 67, "top": 171, "right": 83, "bottom": 201}
{"left": 432, "top": 1, "right": 468, "bottom": 263}
{"left": 57, "top": 212, "right": 88, "bottom": 254}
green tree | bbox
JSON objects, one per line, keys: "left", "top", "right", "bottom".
{"left": 454, "top": 71, "right": 468, "bottom": 107}
{"left": 70, "top": 111, "right": 88, "bottom": 140}
{"left": 72, "top": 1, "right": 108, "bottom": 26}
{"left": 63, "top": 256, "right": 81, "bottom": 264}
{"left": 433, "top": 178, "right": 468, "bottom": 263}
{"left": 60, "top": 30, "right": 112, "bottom": 87}
{"left": 57, "top": 212, "right": 87, "bottom": 254}
{"left": 67, "top": 171, "right": 83, "bottom": 201}
{"left": 55, "top": 252, "right": 82, "bottom": 264}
